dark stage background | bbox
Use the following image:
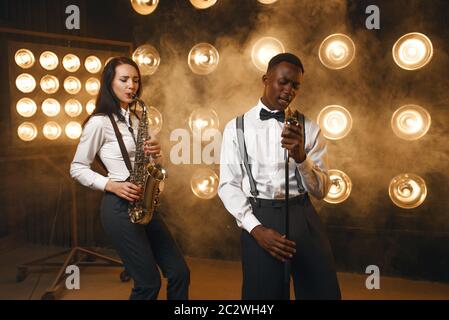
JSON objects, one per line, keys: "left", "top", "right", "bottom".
{"left": 0, "top": 0, "right": 448, "bottom": 283}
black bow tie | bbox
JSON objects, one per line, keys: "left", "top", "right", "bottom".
{"left": 259, "top": 108, "right": 285, "bottom": 122}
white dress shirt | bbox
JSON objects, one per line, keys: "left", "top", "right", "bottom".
{"left": 218, "top": 99, "right": 331, "bottom": 233}
{"left": 70, "top": 107, "right": 138, "bottom": 191}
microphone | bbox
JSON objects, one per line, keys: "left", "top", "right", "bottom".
{"left": 285, "top": 106, "right": 300, "bottom": 127}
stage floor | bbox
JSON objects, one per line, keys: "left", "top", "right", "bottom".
{"left": 1, "top": 241, "right": 449, "bottom": 300}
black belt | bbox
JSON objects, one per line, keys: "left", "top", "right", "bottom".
{"left": 249, "top": 193, "right": 308, "bottom": 208}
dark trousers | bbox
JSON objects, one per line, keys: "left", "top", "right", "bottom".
{"left": 241, "top": 194, "right": 341, "bottom": 300}
{"left": 101, "top": 192, "right": 190, "bottom": 300}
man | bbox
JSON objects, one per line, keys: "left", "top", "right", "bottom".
{"left": 218, "top": 53, "right": 341, "bottom": 300}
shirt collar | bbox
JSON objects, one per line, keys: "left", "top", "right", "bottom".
{"left": 120, "top": 107, "right": 129, "bottom": 117}
{"left": 256, "top": 99, "right": 283, "bottom": 120}
{"left": 120, "top": 107, "right": 131, "bottom": 125}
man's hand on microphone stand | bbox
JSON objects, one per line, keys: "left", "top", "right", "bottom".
{"left": 281, "top": 123, "right": 306, "bottom": 163}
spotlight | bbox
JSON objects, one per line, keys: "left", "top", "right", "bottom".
{"left": 40, "top": 75, "right": 60, "bottom": 94}
{"left": 251, "top": 37, "right": 285, "bottom": 72}
{"left": 146, "top": 106, "right": 163, "bottom": 135}
{"left": 39, "top": 51, "right": 59, "bottom": 70}
{"left": 15, "top": 49, "right": 35, "bottom": 69}
{"left": 65, "top": 99, "right": 83, "bottom": 117}
{"left": 132, "top": 44, "right": 161, "bottom": 75}
{"left": 189, "top": 0, "right": 217, "bottom": 9}
{"left": 84, "top": 56, "right": 102, "bottom": 74}
{"left": 16, "top": 73, "right": 36, "bottom": 93}
{"left": 317, "top": 105, "right": 352, "bottom": 140}
{"left": 64, "top": 76, "right": 82, "bottom": 94}
{"left": 65, "top": 121, "right": 82, "bottom": 139}
{"left": 392, "top": 32, "right": 433, "bottom": 70}
{"left": 391, "top": 104, "right": 430, "bottom": 141}
{"left": 43, "top": 121, "right": 62, "bottom": 140}
{"left": 258, "top": 0, "right": 278, "bottom": 3}
{"left": 130, "top": 0, "right": 159, "bottom": 15}
{"left": 324, "top": 169, "right": 352, "bottom": 204}
{"left": 319, "top": 33, "right": 355, "bottom": 70}
{"left": 85, "top": 78, "right": 100, "bottom": 95}
{"left": 190, "top": 168, "right": 219, "bottom": 199}
{"left": 41, "top": 98, "right": 61, "bottom": 117}
{"left": 389, "top": 173, "right": 427, "bottom": 209}
{"left": 17, "top": 122, "right": 38, "bottom": 141}
{"left": 16, "top": 98, "right": 37, "bottom": 118}
{"left": 86, "top": 99, "right": 96, "bottom": 115}
{"left": 63, "top": 53, "right": 81, "bottom": 72}
{"left": 188, "top": 108, "right": 219, "bottom": 132}
{"left": 188, "top": 43, "right": 220, "bottom": 75}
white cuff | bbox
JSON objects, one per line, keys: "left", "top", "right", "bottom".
{"left": 297, "top": 155, "right": 313, "bottom": 173}
{"left": 241, "top": 213, "right": 262, "bottom": 234}
{"left": 93, "top": 175, "right": 110, "bottom": 191}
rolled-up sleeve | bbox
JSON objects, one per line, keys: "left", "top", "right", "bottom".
{"left": 70, "top": 116, "right": 109, "bottom": 191}
{"left": 296, "top": 123, "right": 331, "bottom": 200}
{"left": 218, "top": 120, "right": 261, "bottom": 233}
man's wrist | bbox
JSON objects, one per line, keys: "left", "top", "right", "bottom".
{"left": 295, "top": 153, "right": 306, "bottom": 164}
{"left": 250, "top": 225, "right": 264, "bottom": 238}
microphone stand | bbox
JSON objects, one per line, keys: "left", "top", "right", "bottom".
{"left": 284, "top": 148, "right": 291, "bottom": 300}
{"left": 283, "top": 107, "right": 299, "bottom": 300}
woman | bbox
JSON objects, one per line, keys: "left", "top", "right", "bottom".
{"left": 70, "top": 57, "right": 189, "bottom": 300}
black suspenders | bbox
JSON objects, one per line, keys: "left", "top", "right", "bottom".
{"left": 235, "top": 113, "right": 306, "bottom": 197}
{"left": 236, "top": 115, "right": 259, "bottom": 197}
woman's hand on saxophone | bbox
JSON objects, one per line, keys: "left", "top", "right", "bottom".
{"left": 105, "top": 180, "right": 142, "bottom": 202}
{"left": 144, "top": 138, "right": 161, "bottom": 159}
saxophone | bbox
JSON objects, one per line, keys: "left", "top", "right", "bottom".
{"left": 128, "top": 95, "right": 167, "bottom": 225}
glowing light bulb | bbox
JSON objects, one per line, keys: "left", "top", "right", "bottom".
{"left": 15, "top": 49, "right": 35, "bottom": 69}
{"left": 41, "top": 98, "right": 61, "bottom": 117}
{"left": 86, "top": 99, "right": 96, "bottom": 115}
{"left": 319, "top": 34, "right": 355, "bottom": 70}
{"left": 65, "top": 121, "right": 82, "bottom": 139}
{"left": 317, "top": 105, "right": 352, "bottom": 140}
{"left": 188, "top": 43, "right": 220, "bottom": 75}
{"left": 391, "top": 104, "right": 430, "bottom": 140}
{"left": 40, "top": 75, "right": 59, "bottom": 94}
{"left": 188, "top": 108, "right": 219, "bottom": 132}
{"left": 389, "top": 173, "right": 427, "bottom": 209}
{"left": 63, "top": 54, "right": 81, "bottom": 72}
{"left": 324, "top": 170, "right": 352, "bottom": 204}
{"left": 16, "top": 73, "right": 36, "bottom": 93}
{"left": 189, "top": 0, "right": 217, "bottom": 9}
{"left": 130, "top": 0, "right": 159, "bottom": 15}
{"left": 190, "top": 168, "right": 219, "bottom": 199}
{"left": 85, "top": 78, "right": 100, "bottom": 95}
{"left": 146, "top": 106, "right": 163, "bottom": 135}
{"left": 258, "top": 0, "right": 278, "bottom": 3}
{"left": 65, "top": 99, "right": 83, "bottom": 117}
{"left": 251, "top": 37, "right": 285, "bottom": 72}
{"left": 16, "top": 98, "right": 37, "bottom": 118}
{"left": 393, "top": 32, "right": 433, "bottom": 70}
{"left": 132, "top": 44, "right": 160, "bottom": 75}
{"left": 85, "top": 56, "right": 102, "bottom": 74}
{"left": 64, "top": 76, "right": 82, "bottom": 94}
{"left": 17, "top": 122, "right": 38, "bottom": 141}
{"left": 39, "top": 51, "right": 59, "bottom": 70}
{"left": 43, "top": 121, "right": 62, "bottom": 140}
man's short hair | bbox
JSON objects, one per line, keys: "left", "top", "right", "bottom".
{"left": 267, "top": 53, "right": 305, "bottom": 73}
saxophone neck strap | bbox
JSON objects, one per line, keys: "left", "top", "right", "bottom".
{"left": 108, "top": 114, "right": 133, "bottom": 174}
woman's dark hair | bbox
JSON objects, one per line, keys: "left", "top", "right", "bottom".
{"left": 84, "top": 56, "right": 142, "bottom": 125}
